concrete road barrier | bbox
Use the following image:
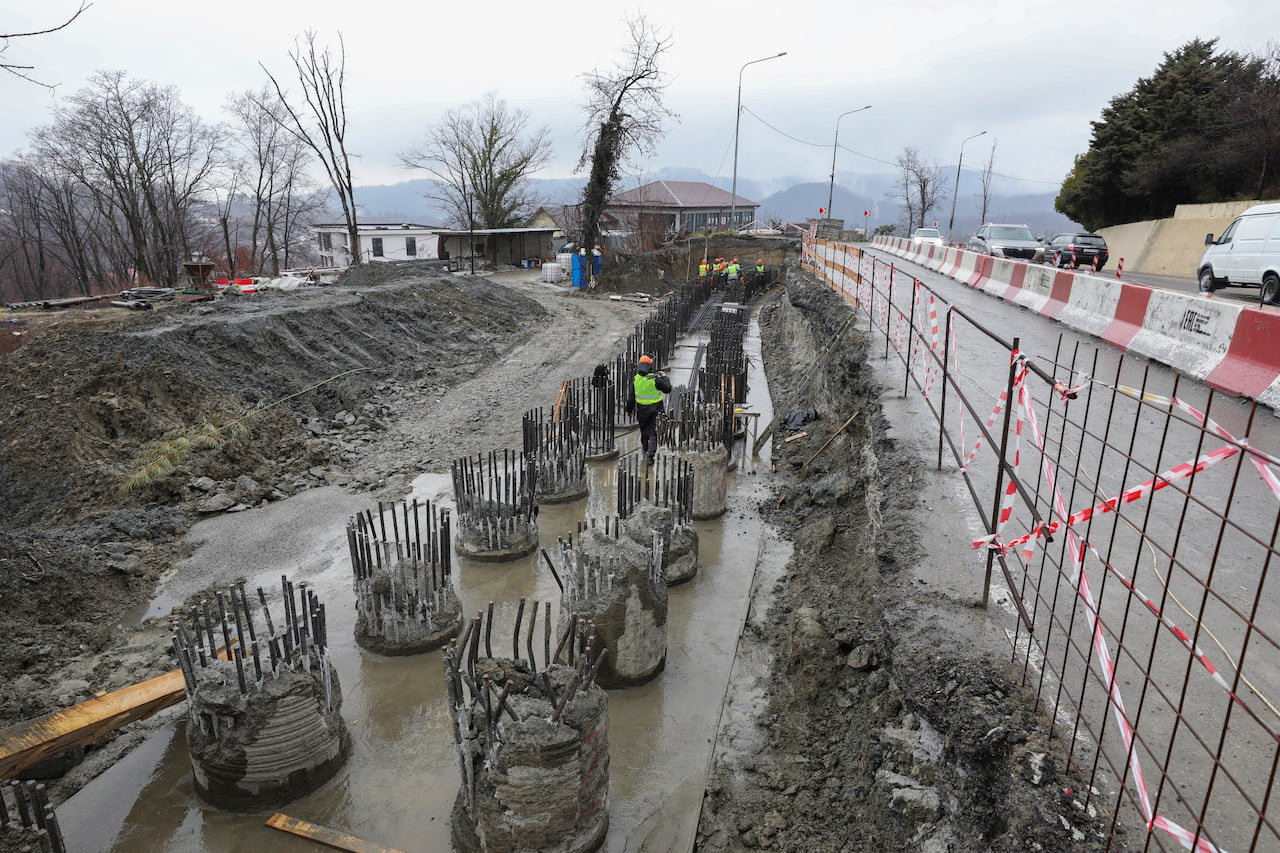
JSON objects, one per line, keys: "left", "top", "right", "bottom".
{"left": 872, "top": 236, "right": 1280, "bottom": 408}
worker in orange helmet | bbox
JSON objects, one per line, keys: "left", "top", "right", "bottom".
{"left": 727, "top": 258, "right": 741, "bottom": 285}
{"left": 624, "top": 354, "right": 672, "bottom": 465}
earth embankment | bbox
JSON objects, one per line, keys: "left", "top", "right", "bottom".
{"left": 695, "top": 270, "right": 1118, "bottom": 850}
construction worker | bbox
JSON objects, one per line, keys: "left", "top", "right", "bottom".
{"left": 727, "top": 258, "right": 741, "bottom": 284}
{"left": 698, "top": 258, "right": 709, "bottom": 281}
{"left": 755, "top": 259, "right": 766, "bottom": 278}
{"left": 624, "top": 355, "right": 672, "bottom": 465}
{"left": 714, "top": 258, "right": 727, "bottom": 289}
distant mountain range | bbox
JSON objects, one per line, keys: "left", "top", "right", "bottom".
{"left": 351, "top": 166, "right": 1080, "bottom": 240}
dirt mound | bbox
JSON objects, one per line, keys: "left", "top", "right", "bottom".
{"left": 0, "top": 272, "right": 548, "bottom": 733}
{"left": 0, "top": 274, "right": 543, "bottom": 526}
{"left": 696, "top": 270, "right": 1118, "bottom": 851}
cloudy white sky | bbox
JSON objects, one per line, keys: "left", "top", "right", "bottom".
{"left": 1, "top": 0, "right": 1272, "bottom": 199}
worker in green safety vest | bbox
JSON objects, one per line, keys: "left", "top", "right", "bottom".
{"left": 727, "top": 259, "right": 741, "bottom": 284}
{"left": 624, "top": 354, "right": 672, "bottom": 465}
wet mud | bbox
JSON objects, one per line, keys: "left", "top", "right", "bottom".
{"left": 694, "top": 270, "right": 1123, "bottom": 850}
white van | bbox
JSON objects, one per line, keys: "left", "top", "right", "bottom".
{"left": 1198, "top": 202, "right": 1280, "bottom": 302}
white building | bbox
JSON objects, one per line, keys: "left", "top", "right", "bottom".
{"left": 313, "top": 222, "right": 444, "bottom": 267}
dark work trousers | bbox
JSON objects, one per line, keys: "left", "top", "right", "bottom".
{"left": 636, "top": 404, "right": 662, "bottom": 456}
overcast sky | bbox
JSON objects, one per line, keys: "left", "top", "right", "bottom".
{"left": 1, "top": 0, "right": 1272, "bottom": 200}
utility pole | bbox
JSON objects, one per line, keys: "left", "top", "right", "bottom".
{"left": 947, "top": 131, "right": 986, "bottom": 243}
{"left": 826, "top": 105, "right": 872, "bottom": 223}
{"left": 730, "top": 51, "right": 787, "bottom": 232}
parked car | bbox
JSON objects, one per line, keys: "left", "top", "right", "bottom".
{"left": 1043, "top": 232, "right": 1109, "bottom": 270}
{"left": 1198, "top": 202, "right": 1280, "bottom": 302}
{"left": 967, "top": 224, "right": 1043, "bottom": 262}
{"left": 911, "top": 227, "right": 944, "bottom": 247}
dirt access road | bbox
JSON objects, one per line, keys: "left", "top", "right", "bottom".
{"left": 1, "top": 251, "right": 1116, "bottom": 851}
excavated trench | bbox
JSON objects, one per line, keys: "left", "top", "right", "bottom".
{"left": 37, "top": 270, "right": 781, "bottom": 852}
{"left": 2, "top": 257, "right": 1123, "bottom": 852}
{"left": 695, "top": 270, "right": 1119, "bottom": 851}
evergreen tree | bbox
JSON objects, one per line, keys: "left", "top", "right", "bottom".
{"left": 1057, "top": 39, "right": 1276, "bottom": 229}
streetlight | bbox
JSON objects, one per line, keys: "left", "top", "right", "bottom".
{"left": 730, "top": 51, "right": 787, "bottom": 232}
{"left": 947, "top": 130, "right": 987, "bottom": 243}
{"left": 826, "top": 105, "right": 872, "bottom": 222}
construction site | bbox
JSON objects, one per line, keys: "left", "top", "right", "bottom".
{"left": 2, "top": 235, "right": 1271, "bottom": 852}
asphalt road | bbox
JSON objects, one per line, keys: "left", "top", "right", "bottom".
{"left": 1123, "top": 268, "right": 1278, "bottom": 309}
{"left": 859, "top": 246, "right": 1280, "bottom": 852}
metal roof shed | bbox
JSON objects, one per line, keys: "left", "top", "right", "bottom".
{"left": 435, "top": 227, "right": 558, "bottom": 270}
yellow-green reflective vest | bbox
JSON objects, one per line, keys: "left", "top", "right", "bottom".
{"left": 727, "top": 263, "right": 740, "bottom": 277}
{"left": 634, "top": 372, "right": 663, "bottom": 405}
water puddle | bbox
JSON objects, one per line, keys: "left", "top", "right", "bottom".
{"left": 61, "top": 309, "right": 777, "bottom": 853}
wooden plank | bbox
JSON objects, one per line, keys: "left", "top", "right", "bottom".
{"left": 803, "top": 411, "right": 860, "bottom": 470}
{"left": 551, "top": 380, "right": 569, "bottom": 422}
{"left": 0, "top": 669, "right": 186, "bottom": 779}
{"left": 0, "top": 645, "right": 230, "bottom": 779}
{"left": 783, "top": 431, "right": 809, "bottom": 443}
{"left": 266, "top": 813, "right": 408, "bottom": 852}
{"left": 752, "top": 417, "right": 775, "bottom": 454}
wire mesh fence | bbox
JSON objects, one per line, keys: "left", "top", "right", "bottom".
{"left": 803, "top": 237, "right": 1280, "bottom": 852}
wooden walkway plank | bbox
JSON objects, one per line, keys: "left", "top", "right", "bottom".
{"left": 0, "top": 645, "right": 233, "bottom": 779}
{"left": 0, "top": 669, "right": 186, "bottom": 779}
{"left": 266, "top": 813, "right": 408, "bottom": 853}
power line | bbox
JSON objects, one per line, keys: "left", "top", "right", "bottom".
{"left": 738, "top": 105, "right": 1064, "bottom": 187}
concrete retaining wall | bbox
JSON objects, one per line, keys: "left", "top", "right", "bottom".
{"left": 1098, "top": 199, "right": 1279, "bottom": 277}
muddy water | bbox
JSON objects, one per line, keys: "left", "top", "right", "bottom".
{"left": 59, "top": 311, "right": 781, "bottom": 853}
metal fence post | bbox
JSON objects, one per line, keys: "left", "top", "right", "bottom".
{"left": 885, "top": 265, "right": 895, "bottom": 360}
{"left": 937, "top": 308, "right": 953, "bottom": 471}
{"left": 904, "top": 278, "right": 918, "bottom": 397}
{"left": 983, "top": 336, "right": 1020, "bottom": 608}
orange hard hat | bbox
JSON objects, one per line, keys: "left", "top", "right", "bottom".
{"left": 638, "top": 355, "right": 654, "bottom": 364}
{"left": 732, "top": 258, "right": 738, "bottom": 262}
{"left": 757, "top": 259, "right": 763, "bottom": 264}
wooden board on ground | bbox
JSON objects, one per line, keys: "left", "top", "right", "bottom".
{"left": 783, "top": 431, "right": 809, "bottom": 443}
{"left": 0, "top": 645, "right": 229, "bottom": 780}
{"left": 266, "top": 813, "right": 407, "bottom": 853}
{"left": 0, "top": 670, "right": 185, "bottom": 780}
{"left": 752, "top": 417, "right": 775, "bottom": 455}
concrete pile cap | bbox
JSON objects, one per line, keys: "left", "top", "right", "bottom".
{"left": 622, "top": 502, "right": 676, "bottom": 538}
{"left": 574, "top": 527, "right": 654, "bottom": 583}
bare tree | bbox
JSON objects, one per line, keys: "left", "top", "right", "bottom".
{"left": 577, "top": 15, "right": 676, "bottom": 251}
{"left": 401, "top": 93, "right": 551, "bottom": 230}
{"left": 891, "top": 147, "right": 945, "bottom": 233}
{"left": 259, "top": 31, "right": 360, "bottom": 264}
{"left": 979, "top": 138, "right": 998, "bottom": 227}
{"left": 0, "top": 2, "right": 89, "bottom": 87}
{"left": 31, "top": 71, "right": 220, "bottom": 286}
{"left": 226, "top": 86, "right": 324, "bottom": 275}
{"left": 891, "top": 150, "right": 918, "bottom": 233}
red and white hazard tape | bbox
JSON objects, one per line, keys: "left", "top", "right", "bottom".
{"left": 959, "top": 350, "right": 1024, "bottom": 473}
{"left": 992, "top": 367, "right": 1228, "bottom": 853}
{"left": 1115, "top": 385, "right": 1280, "bottom": 502}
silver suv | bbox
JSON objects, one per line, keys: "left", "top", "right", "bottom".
{"left": 967, "top": 223, "right": 1044, "bottom": 262}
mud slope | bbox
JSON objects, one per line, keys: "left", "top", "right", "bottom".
{"left": 696, "top": 271, "right": 1121, "bottom": 851}
{"left": 0, "top": 269, "right": 550, "bottom": 733}
{"left": 0, "top": 270, "right": 542, "bottom": 527}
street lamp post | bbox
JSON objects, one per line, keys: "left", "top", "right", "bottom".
{"left": 826, "top": 105, "right": 872, "bottom": 223}
{"left": 730, "top": 51, "right": 786, "bottom": 232}
{"left": 947, "top": 130, "right": 987, "bottom": 243}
